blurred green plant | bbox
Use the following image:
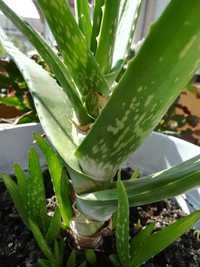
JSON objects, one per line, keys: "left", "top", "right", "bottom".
{"left": 0, "top": 42, "right": 5, "bottom": 56}
{"left": 156, "top": 84, "right": 200, "bottom": 145}
{"left": 0, "top": 57, "right": 38, "bottom": 123}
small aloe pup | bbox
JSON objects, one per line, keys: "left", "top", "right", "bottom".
{"left": 1, "top": 0, "right": 200, "bottom": 253}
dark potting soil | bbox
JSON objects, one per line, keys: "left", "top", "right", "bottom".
{"left": 0, "top": 172, "right": 200, "bottom": 267}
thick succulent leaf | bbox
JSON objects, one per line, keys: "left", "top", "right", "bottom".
{"left": 34, "top": 134, "right": 104, "bottom": 195}
{"left": 29, "top": 219, "right": 56, "bottom": 265}
{"left": 14, "top": 164, "right": 27, "bottom": 208}
{"left": 1, "top": 174, "right": 27, "bottom": 225}
{"left": 77, "top": 154, "right": 200, "bottom": 221}
{"left": 27, "top": 148, "right": 48, "bottom": 232}
{"left": 130, "top": 223, "right": 155, "bottom": 267}
{"left": 109, "top": 255, "right": 121, "bottom": 267}
{"left": 131, "top": 211, "right": 200, "bottom": 267}
{"left": 37, "top": 0, "right": 109, "bottom": 101}
{"left": 42, "top": 145, "right": 73, "bottom": 227}
{"left": 90, "top": 0, "right": 105, "bottom": 54}
{"left": 0, "top": 30, "right": 101, "bottom": 193}
{"left": 45, "top": 208, "right": 61, "bottom": 243}
{"left": 95, "top": 0, "right": 121, "bottom": 73}
{"left": 116, "top": 180, "right": 130, "bottom": 267}
{"left": 112, "top": 0, "right": 142, "bottom": 66}
{"left": 76, "top": 0, "right": 200, "bottom": 180}
{"left": 0, "top": 0, "right": 89, "bottom": 124}
{"left": 54, "top": 239, "right": 64, "bottom": 267}
{"left": 75, "top": 0, "right": 92, "bottom": 46}
{"left": 104, "top": 59, "right": 124, "bottom": 86}
{"left": 37, "top": 259, "right": 50, "bottom": 267}
{"left": 78, "top": 262, "right": 87, "bottom": 267}
{"left": 85, "top": 249, "right": 96, "bottom": 265}
{"left": 33, "top": 134, "right": 73, "bottom": 226}
{"left": 66, "top": 250, "right": 76, "bottom": 267}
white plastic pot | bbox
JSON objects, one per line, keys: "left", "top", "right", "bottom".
{"left": 0, "top": 123, "right": 45, "bottom": 173}
{"left": 1, "top": 123, "right": 200, "bottom": 228}
{"left": 123, "top": 132, "right": 200, "bottom": 229}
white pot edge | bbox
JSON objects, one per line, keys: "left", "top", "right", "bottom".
{"left": 0, "top": 122, "right": 45, "bottom": 174}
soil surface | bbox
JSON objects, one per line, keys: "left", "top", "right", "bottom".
{"left": 1, "top": 173, "right": 200, "bottom": 267}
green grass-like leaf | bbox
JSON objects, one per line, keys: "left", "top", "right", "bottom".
{"left": 1, "top": 174, "right": 27, "bottom": 225}
{"left": 90, "top": 0, "right": 105, "bottom": 54}
{"left": 95, "top": 0, "right": 121, "bottom": 73}
{"left": 14, "top": 164, "right": 27, "bottom": 209}
{"left": 113, "top": 0, "right": 142, "bottom": 66}
{"left": 33, "top": 134, "right": 73, "bottom": 227}
{"left": 27, "top": 148, "right": 48, "bottom": 232}
{"left": 75, "top": 0, "right": 92, "bottom": 46}
{"left": 130, "top": 211, "right": 200, "bottom": 267}
{"left": 45, "top": 208, "right": 61, "bottom": 243}
{"left": 29, "top": 219, "right": 56, "bottom": 266}
{"left": 66, "top": 250, "right": 76, "bottom": 267}
{"left": 116, "top": 179, "right": 130, "bottom": 267}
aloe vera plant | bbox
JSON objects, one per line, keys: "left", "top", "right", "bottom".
{"left": 1, "top": 0, "right": 200, "bottom": 260}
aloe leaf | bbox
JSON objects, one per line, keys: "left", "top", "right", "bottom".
{"left": 66, "top": 250, "right": 76, "bottom": 267}
{"left": 34, "top": 133, "right": 104, "bottom": 194}
{"left": 104, "top": 59, "right": 124, "bottom": 86}
{"left": 109, "top": 254, "right": 121, "bottom": 267}
{"left": 27, "top": 148, "right": 48, "bottom": 232}
{"left": 0, "top": 29, "right": 94, "bottom": 193}
{"left": 53, "top": 240, "right": 61, "bottom": 266}
{"left": 77, "top": 154, "right": 200, "bottom": 221}
{"left": 130, "top": 223, "right": 155, "bottom": 265}
{"left": 0, "top": 0, "right": 89, "bottom": 124}
{"left": 14, "top": 164, "right": 27, "bottom": 207}
{"left": 37, "top": 0, "right": 109, "bottom": 102}
{"left": 32, "top": 134, "right": 72, "bottom": 227}
{"left": 75, "top": 0, "right": 92, "bottom": 46}
{"left": 78, "top": 262, "right": 87, "bottom": 267}
{"left": 95, "top": 0, "right": 121, "bottom": 74}
{"left": 1, "top": 174, "right": 27, "bottom": 225}
{"left": 46, "top": 153, "right": 73, "bottom": 227}
{"left": 37, "top": 259, "right": 50, "bottom": 267}
{"left": 57, "top": 239, "right": 65, "bottom": 267}
{"left": 85, "top": 249, "right": 96, "bottom": 265}
{"left": 76, "top": 0, "right": 200, "bottom": 180}
{"left": 29, "top": 219, "right": 56, "bottom": 265}
{"left": 131, "top": 211, "right": 200, "bottom": 267}
{"left": 112, "top": 0, "right": 142, "bottom": 66}
{"left": 90, "top": 0, "right": 105, "bottom": 54}
{"left": 45, "top": 208, "right": 61, "bottom": 243}
{"left": 0, "top": 27, "right": 75, "bottom": 143}
{"left": 116, "top": 179, "right": 130, "bottom": 267}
